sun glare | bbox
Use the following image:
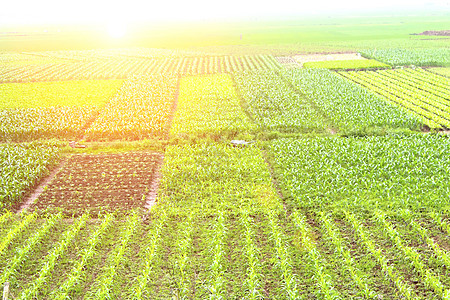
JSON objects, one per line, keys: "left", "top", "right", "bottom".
{"left": 107, "top": 22, "right": 127, "bottom": 39}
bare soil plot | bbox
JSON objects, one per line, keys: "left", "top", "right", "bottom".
{"left": 274, "top": 56, "right": 300, "bottom": 68}
{"left": 414, "top": 30, "right": 450, "bottom": 36}
{"left": 30, "top": 152, "right": 162, "bottom": 216}
{"left": 293, "top": 52, "right": 366, "bottom": 67}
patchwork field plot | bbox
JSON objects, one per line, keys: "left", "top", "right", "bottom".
{"left": 269, "top": 135, "right": 450, "bottom": 299}
{"left": 2, "top": 139, "right": 450, "bottom": 299}
{"left": 1, "top": 106, "right": 100, "bottom": 142}
{"left": 158, "top": 144, "right": 281, "bottom": 213}
{"left": 0, "top": 143, "right": 60, "bottom": 210}
{"left": 339, "top": 68, "right": 450, "bottom": 129}
{"left": 281, "top": 68, "right": 421, "bottom": 133}
{"left": 2, "top": 41, "right": 450, "bottom": 299}
{"left": 170, "top": 74, "right": 255, "bottom": 138}
{"left": 233, "top": 70, "right": 328, "bottom": 133}
{"left": 0, "top": 80, "right": 123, "bottom": 142}
{"left": 360, "top": 48, "right": 450, "bottom": 67}
{"left": 303, "top": 59, "right": 390, "bottom": 69}
{"left": 274, "top": 56, "right": 300, "bottom": 68}
{"left": 30, "top": 152, "right": 161, "bottom": 215}
{"left": 0, "top": 79, "right": 123, "bottom": 109}
{"left": 85, "top": 75, "right": 178, "bottom": 141}
{"left": 293, "top": 52, "right": 366, "bottom": 66}
{"left": 271, "top": 135, "right": 450, "bottom": 212}
{"left": 0, "top": 54, "right": 281, "bottom": 83}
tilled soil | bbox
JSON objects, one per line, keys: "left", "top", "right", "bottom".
{"left": 415, "top": 30, "right": 450, "bottom": 36}
{"left": 18, "top": 158, "right": 68, "bottom": 213}
{"left": 293, "top": 52, "right": 366, "bottom": 66}
{"left": 29, "top": 152, "right": 163, "bottom": 216}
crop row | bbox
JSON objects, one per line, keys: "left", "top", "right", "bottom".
{"left": 0, "top": 79, "right": 123, "bottom": 142}
{"left": 2, "top": 139, "right": 450, "bottom": 298}
{"left": 85, "top": 75, "right": 178, "bottom": 141}
{"left": 2, "top": 206, "right": 449, "bottom": 298}
{"left": 429, "top": 67, "right": 450, "bottom": 78}
{"left": 339, "top": 69, "right": 450, "bottom": 129}
{"left": 170, "top": 74, "right": 255, "bottom": 138}
{"left": 280, "top": 68, "right": 421, "bottom": 133}
{"left": 0, "top": 143, "right": 60, "bottom": 210}
{"left": 0, "top": 75, "right": 178, "bottom": 142}
{"left": 359, "top": 48, "right": 450, "bottom": 67}
{"left": 384, "top": 69, "right": 450, "bottom": 98}
{"left": 0, "top": 79, "right": 123, "bottom": 110}
{"left": 157, "top": 143, "right": 283, "bottom": 214}
{"left": 0, "top": 55, "right": 281, "bottom": 83}
{"left": 233, "top": 70, "right": 328, "bottom": 133}
{"left": 31, "top": 152, "right": 161, "bottom": 216}
{"left": 0, "top": 105, "right": 100, "bottom": 142}
{"left": 270, "top": 135, "right": 450, "bottom": 212}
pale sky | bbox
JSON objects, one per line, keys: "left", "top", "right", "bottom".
{"left": 0, "top": 0, "right": 448, "bottom": 25}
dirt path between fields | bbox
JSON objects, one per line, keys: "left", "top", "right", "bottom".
{"left": 165, "top": 75, "right": 181, "bottom": 139}
{"left": 17, "top": 157, "right": 68, "bottom": 214}
{"left": 144, "top": 154, "right": 164, "bottom": 210}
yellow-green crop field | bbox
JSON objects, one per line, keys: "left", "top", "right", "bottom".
{"left": 1, "top": 44, "right": 450, "bottom": 299}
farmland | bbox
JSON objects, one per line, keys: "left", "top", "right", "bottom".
{"left": 170, "top": 74, "right": 255, "bottom": 138}
{"left": 30, "top": 152, "right": 161, "bottom": 216}
{"left": 302, "top": 59, "right": 390, "bottom": 70}
{"left": 85, "top": 75, "right": 178, "bottom": 141}
{"left": 1, "top": 13, "right": 450, "bottom": 299}
{"left": 359, "top": 48, "right": 450, "bottom": 67}
{"left": 233, "top": 70, "right": 328, "bottom": 133}
{"left": 339, "top": 68, "right": 450, "bottom": 129}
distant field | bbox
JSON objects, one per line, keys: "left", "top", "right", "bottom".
{"left": 303, "top": 59, "right": 390, "bottom": 69}
{"left": 0, "top": 54, "right": 281, "bottom": 83}
{"left": 0, "top": 79, "right": 123, "bottom": 109}
{"left": 360, "top": 48, "right": 450, "bottom": 67}
{"left": 339, "top": 68, "right": 450, "bottom": 129}
{"left": 1, "top": 14, "right": 449, "bottom": 53}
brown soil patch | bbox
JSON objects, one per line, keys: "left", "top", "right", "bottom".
{"left": 275, "top": 56, "right": 301, "bottom": 68}
{"left": 414, "top": 30, "right": 450, "bottom": 36}
{"left": 293, "top": 52, "right": 366, "bottom": 67}
{"left": 18, "top": 157, "right": 68, "bottom": 214}
{"left": 29, "top": 152, "right": 163, "bottom": 216}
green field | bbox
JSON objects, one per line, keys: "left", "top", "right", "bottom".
{"left": 430, "top": 67, "right": 450, "bottom": 77}
{"left": 360, "top": 48, "right": 450, "bottom": 67}
{"left": 1, "top": 12, "right": 450, "bottom": 299}
{"left": 339, "top": 68, "right": 450, "bottom": 129}
{"left": 0, "top": 80, "right": 123, "bottom": 109}
{"left": 170, "top": 74, "right": 255, "bottom": 138}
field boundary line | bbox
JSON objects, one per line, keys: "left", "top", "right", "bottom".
{"left": 165, "top": 74, "right": 181, "bottom": 139}
{"left": 144, "top": 154, "right": 164, "bottom": 210}
{"left": 17, "top": 157, "right": 69, "bottom": 214}
{"left": 276, "top": 70, "right": 337, "bottom": 134}
{"left": 81, "top": 78, "right": 130, "bottom": 141}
